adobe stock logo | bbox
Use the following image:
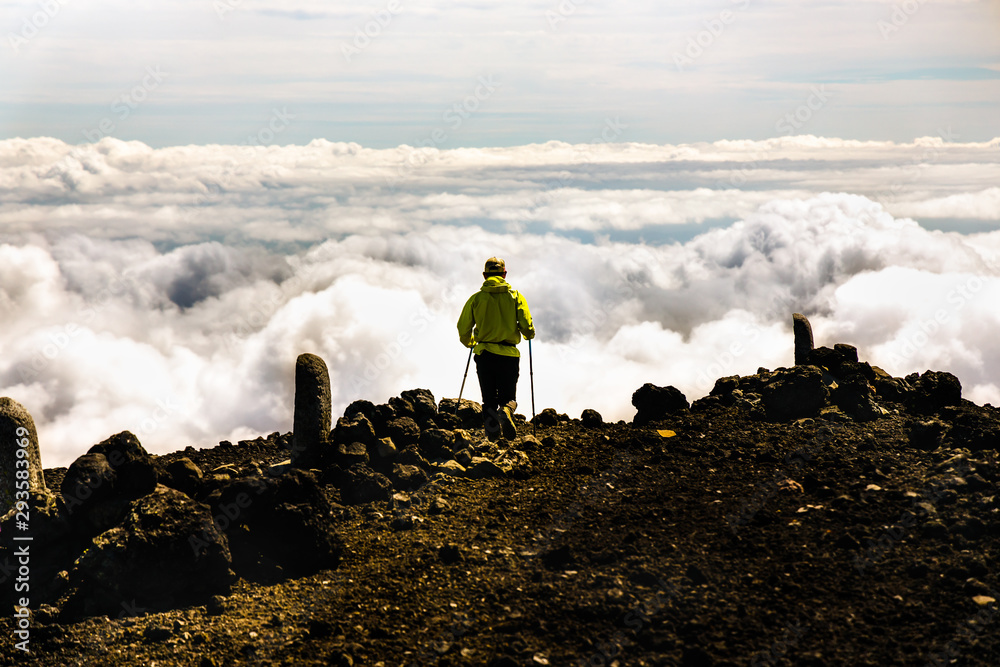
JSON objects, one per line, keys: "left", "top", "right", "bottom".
{"left": 775, "top": 85, "right": 833, "bottom": 135}
{"left": 7, "top": 0, "right": 71, "bottom": 53}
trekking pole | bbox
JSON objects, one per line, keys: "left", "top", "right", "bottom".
{"left": 456, "top": 347, "right": 473, "bottom": 414}
{"left": 529, "top": 339, "right": 536, "bottom": 435}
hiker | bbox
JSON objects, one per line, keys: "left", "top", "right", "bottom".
{"left": 457, "top": 257, "right": 535, "bottom": 440}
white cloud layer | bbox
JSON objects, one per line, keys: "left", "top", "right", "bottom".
{"left": 1, "top": 136, "right": 999, "bottom": 467}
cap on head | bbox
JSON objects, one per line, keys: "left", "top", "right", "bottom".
{"left": 484, "top": 257, "right": 506, "bottom": 274}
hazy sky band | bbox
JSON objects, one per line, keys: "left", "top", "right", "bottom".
{"left": 2, "top": 0, "right": 999, "bottom": 147}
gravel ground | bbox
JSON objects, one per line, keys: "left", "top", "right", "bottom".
{"left": 2, "top": 403, "right": 999, "bottom": 666}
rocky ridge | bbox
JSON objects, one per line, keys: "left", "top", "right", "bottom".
{"left": 0, "top": 315, "right": 997, "bottom": 665}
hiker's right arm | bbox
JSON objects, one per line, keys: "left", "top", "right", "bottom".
{"left": 457, "top": 296, "right": 476, "bottom": 347}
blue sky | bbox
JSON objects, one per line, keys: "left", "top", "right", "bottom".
{"left": 2, "top": 0, "right": 998, "bottom": 147}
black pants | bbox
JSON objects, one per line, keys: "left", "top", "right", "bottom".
{"left": 475, "top": 351, "right": 519, "bottom": 431}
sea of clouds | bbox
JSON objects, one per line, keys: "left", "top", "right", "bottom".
{"left": 1, "top": 134, "right": 999, "bottom": 467}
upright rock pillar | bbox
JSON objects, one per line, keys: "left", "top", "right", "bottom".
{"left": 291, "top": 353, "right": 332, "bottom": 469}
{"left": 0, "top": 397, "right": 46, "bottom": 515}
{"left": 792, "top": 313, "right": 814, "bottom": 366}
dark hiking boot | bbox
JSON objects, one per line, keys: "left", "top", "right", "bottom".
{"left": 499, "top": 401, "right": 517, "bottom": 440}
{"left": 484, "top": 408, "right": 502, "bottom": 441}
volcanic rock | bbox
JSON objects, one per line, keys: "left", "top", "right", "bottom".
{"left": 387, "top": 417, "right": 421, "bottom": 448}
{"left": 439, "top": 398, "right": 483, "bottom": 430}
{"left": 419, "top": 429, "right": 455, "bottom": 460}
{"left": 454, "top": 448, "right": 474, "bottom": 467}
{"left": 871, "top": 365, "right": 912, "bottom": 403}
{"left": 391, "top": 463, "right": 429, "bottom": 491}
{"left": 340, "top": 464, "right": 393, "bottom": 505}
{"left": 161, "top": 457, "right": 204, "bottom": 498}
{"left": 453, "top": 429, "right": 476, "bottom": 450}
{"left": 396, "top": 446, "right": 431, "bottom": 468}
{"left": 466, "top": 459, "right": 506, "bottom": 480}
{"left": 62, "top": 453, "right": 117, "bottom": 512}
{"left": 391, "top": 515, "right": 415, "bottom": 531}
{"left": 937, "top": 404, "right": 1000, "bottom": 451}
{"left": 581, "top": 409, "right": 604, "bottom": 427}
{"left": 905, "top": 370, "right": 962, "bottom": 415}
{"left": 60, "top": 453, "right": 130, "bottom": 536}
{"left": 343, "top": 399, "right": 377, "bottom": 422}
{"left": 332, "top": 414, "right": 378, "bottom": 448}
{"left": 532, "top": 408, "right": 560, "bottom": 427}
{"left": 834, "top": 343, "right": 859, "bottom": 363}
{"left": 0, "top": 397, "right": 47, "bottom": 511}
{"left": 761, "top": 366, "right": 827, "bottom": 421}
{"left": 632, "top": 383, "right": 689, "bottom": 425}
{"left": 792, "top": 312, "right": 814, "bottom": 366}
{"left": 432, "top": 460, "right": 467, "bottom": 477}
{"left": 428, "top": 496, "right": 451, "bottom": 515}
{"left": 336, "top": 441, "right": 370, "bottom": 468}
{"left": 63, "top": 485, "right": 234, "bottom": 619}
{"left": 375, "top": 437, "right": 398, "bottom": 462}
{"left": 213, "top": 468, "right": 343, "bottom": 580}
{"left": 400, "top": 388, "right": 439, "bottom": 426}
{"left": 831, "top": 373, "right": 884, "bottom": 421}
{"left": 87, "top": 431, "right": 158, "bottom": 499}
{"left": 291, "top": 353, "right": 332, "bottom": 469}
{"left": 519, "top": 435, "right": 542, "bottom": 452}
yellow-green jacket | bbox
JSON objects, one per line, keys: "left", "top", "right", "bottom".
{"left": 457, "top": 277, "right": 534, "bottom": 357}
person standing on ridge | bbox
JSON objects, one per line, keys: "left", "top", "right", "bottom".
{"left": 457, "top": 257, "right": 535, "bottom": 441}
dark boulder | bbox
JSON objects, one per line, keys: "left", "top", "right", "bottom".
{"left": 938, "top": 404, "right": 1000, "bottom": 451}
{"left": 63, "top": 485, "right": 234, "bottom": 620}
{"left": 419, "top": 429, "right": 455, "bottom": 461}
{"left": 391, "top": 463, "right": 429, "bottom": 491}
{"left": 339, "top": 464, "right": 393, "bottom": 505}
{"left": 805, "top": 346, "right": 844, "bottom": 373}
{"left": 343, "top": 399, "right": 377, "bottom": 422}
{"left": 212, "top": 468, "right": 343, "bottom": 581}
{"left": 161, "top": 457, "right": 204, "bottom": 499}
{"left": 906, "top": 371, "right": 962, "bottom": 415}
{"left": 762, "top": 366, "right": 828, "bottom": 421}
{"left": 60, "top": 453, "right": 129, "bottom": 536}
{"left": 87, "top": 431, "right": 157, "bottom": 499}
{"left": 401, "top": 388, "right": 438, "bottom": 425}
{"left": 581, "top": 409, "right": 604, "bottom": 428}
{"left": 62, "top": 453, "right": 117, "bottom": 512}
{"left": 434, "top": 412, "right": 463, "bottom": 430}
{"left": 336, "top": 441, "right": 370, "bottom": 468}
{"left": 834, "top": 343, "right": 859, "bottom": 363}
{"left": 466, "top": 459, "right": 506, "bottom": 480}
{"left": 831, "top": 374, "right": 883, "bottom": 421}
{"left": 531, "top": 408, "right": 560, "bottom": 427}
{"left": 332, "top": 414, "right": 378, "bottom": 448}
{"left": 871, "top": 366, "right": 912, "bottom": 403}
{"left": 710, "top": 376, "right": 740, "bottom": 399}
{"left": 439, "top": 398, "right": 483, "bottom": 430}
{"left": 386, "top": 417, "right": 420, "bottom": 448}
{"left": 396, "top": 447, "right": 431, "bottom": 471}
{"left": 632, "top": 383, "right": 689, "bottom": 426}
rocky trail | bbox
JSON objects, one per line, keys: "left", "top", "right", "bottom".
{"left": 1, "top": 321, "right": 999, "bottom": 666}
